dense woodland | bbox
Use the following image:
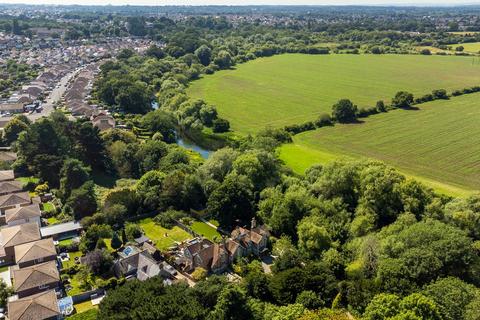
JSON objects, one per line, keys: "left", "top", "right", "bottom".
{"left": 2, "top": 5, "right": 480, "bottom": 320}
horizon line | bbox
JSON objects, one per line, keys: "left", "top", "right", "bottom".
{"left": 2, "top": 2, "right": 480, "bottom": 7}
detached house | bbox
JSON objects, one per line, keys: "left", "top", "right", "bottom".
{"left": 14, "top": 238, "right": 57, "bottom": 268}
{"left": 6, "top": 290, "right": 61, "bottom": 320}
{"left": 176, "top": 238, "right": 230, "bottom": 274}
{"left": 12, "top": 261, "right": 60, "bottom": 298}
{"left": 0, "top": 223, "right": 41, "bottom": 265}
{"left": 175, "top": 219, "right": 269, "bottom": 274}
{"left": 114, "top": 249, "right": 160, "bottom": 281}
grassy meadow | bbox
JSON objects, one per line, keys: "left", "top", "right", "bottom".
{"left": 279, "top": 93, "right": 480, "bottom": 196}
{"left": 188, "top": 54, "right": 480, "bottom": 134}
{"left": 450, "top": 42, "right": 480, "bottom": 53}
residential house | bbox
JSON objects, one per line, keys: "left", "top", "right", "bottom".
{"left": 91, "top": 113, "right": 115, "bottom": 131}
{"left": 5, "top": 204, "right": 42, "bottom": 227}
{"left": 6, "top": 290, "right": 61, "bottom": 320}
{"left": 0, "top": 180, "right": 23, "bottom": 196}
{"left": 0, "top": 104, "right": 24, "bottom": 114}
{"left": 175, "top": 238, "right": 229, "bottom": 274}
{"left": 229, "top": 219, "right": 269, "bottom": 256}
{"left": 14, "top": 238, "right": 57, "bottom": 268}
{"left": 40, "top": 221, "right": 82, "bottom": 241}
{"left": 0, "top": 170, "right": 15, "bottom": 182}
{"left": 175, "top": 219, "right": 269, "bottom": 274}
{"left": 12, "top": 261, "right": 60, "bottom": 298}
{"left": 0, "top": 152, "right": 17, "bottom": 164}
{"left": 0, "top": 223, "right": 41, "bottom": 265}
{"left": 0, "top": 191, "right": 32, "bottom": 215}
{"left": 114, "top": 249, "right": 160, "bottom": 281}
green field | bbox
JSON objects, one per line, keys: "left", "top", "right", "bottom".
{"left": 279, "top": 93, "right": 480, "bottom": 196}
{"left": 188, "top": 54, "right": 480, "bottom": 134}
{"left": 450, "top": 42, "right": 480, "bottom": 53}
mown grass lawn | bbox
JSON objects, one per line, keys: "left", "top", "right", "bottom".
{"left": 68, "top": 309, "right": 98, "bottom": 320}
{"left": 42, "top": 202, "right": 55, "bottom": 213}
{"left": 190, "top": 221, "right": 221, "bottom": 242}
{"left": 138, "top": 218, "right": 191, "bottom": 250}
{"left": 74, "top": 301, "right": 98, "bottom": 314}
{"left": 62, "top": 251, "right": 82, "bottom": 269}
{"left": 188, "top": 54, "right": 480, "bottom": 134}
{"left": 279, "top": 93, "right": 480, "bottom": 196}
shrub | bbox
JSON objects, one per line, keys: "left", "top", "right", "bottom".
{"left": 376, "top": 100, "right": 386, "bottom": 112}
{"left": 432, "top": 89, "right": 448, "bottom": 100}
{"left": 420, "top": 49, "right": 432, "bottom": 55}
{"left": 451, "top": 90, "right": 463, "bottom": 96}
{"left": 192, "top": 267, "right": 208, "bottom": 281}
{"left": 212, "top": 118, "right": 230, "bottom": 133}
{"left": 314, "top": 113, "right": 333, "bottom": 127}
{"left": 392, "top": 91, "right": 414, "bottom": 108}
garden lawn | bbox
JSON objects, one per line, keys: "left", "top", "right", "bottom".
{"left": 42, "top": 202, "right": 55, "bottom": 212}
{"left": 69, "top": 309, "right": 98, "bottom": 320}
{"left": 74, "top": 301, "right": 98, "bottom": 314}
{"left": 279, "top": 93, "right": 480, "bottom": 197}
{"left": 190, "top": 221, "right": 221, "bottom": 242}
{"left": 188, "top": 54, "right": 480, "bottom": 134}
{"left": 63, "top": 251, "right": 82, "bottom": 269}
{"left": 138, "top": 218, "right": 191, "bottom": 250}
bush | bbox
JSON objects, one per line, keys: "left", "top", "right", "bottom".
{"left": 376, "top": 100, "right": 386, "bottom": 112}
{"left": 432, "top": 89, "right": 448, "bottom": 100}
{"left": 451, "top": 90, "right": 463, "bottom": 96}
{"left": 192, "top": 267, "right": 208, "bottom": 281}
{"left": 357, "top": 107, "right": 378, "bottom": 118}
{"left": 314, "top": 113, "right": 333, "bottom": 127}
{"left": 392, "top": 91, "right": 414, "bottom": 108}
{"left": 212, "top": 118, "right": 230, "bottom": 133}
{"left": 420, "top": 49, "right": 432, "bottom": 55}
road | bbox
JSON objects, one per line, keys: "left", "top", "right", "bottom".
{"left": 1, "top": 67, "right": 81, "bottom": 124}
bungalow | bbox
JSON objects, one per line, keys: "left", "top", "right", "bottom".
{"left": 0, "top": 191, "right": 32, "bottom": 215}
{"left": 14, "top": 238, "right": 57, "bottom": 268}
{"left": 40, "top": 221, "right": 82, "bottom": 241}
{"left": 0, "top": 104, "right": 24, "bottom": 114}
{"left": 0, "top": 223, "right": 41, "bottom": 265}
{"left": 5, "top": 204, "right": 42, "bottom": 227}
{"left": 12, "top": 261, "right": 60, "bottom": 298}
{"left": 7, "top": 290, "right": 61, "bottom": 320}
{"left": 0, "top": 180, "right": 23, "bottom": 196}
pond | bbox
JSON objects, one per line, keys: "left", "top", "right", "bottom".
{"left": 176, "top": 135, "right": 212, "bottom": 159}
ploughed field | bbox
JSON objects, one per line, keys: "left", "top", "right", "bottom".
{"left": 188, "top": 54, "right": 480, "bottom": 134}
{"left": 279, "top": 93, "right": 480, "bottom": 196}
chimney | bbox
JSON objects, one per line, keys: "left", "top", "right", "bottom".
{"left": 251, "top": 217, "right": 257, "bottom": 229}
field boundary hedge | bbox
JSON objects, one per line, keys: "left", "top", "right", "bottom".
{"left": 282, "top": 85, "right": 480, "bottom": 136}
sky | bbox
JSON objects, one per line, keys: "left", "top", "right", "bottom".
{"left": 0, "top": 0, "right": 479, "bottom": 6}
